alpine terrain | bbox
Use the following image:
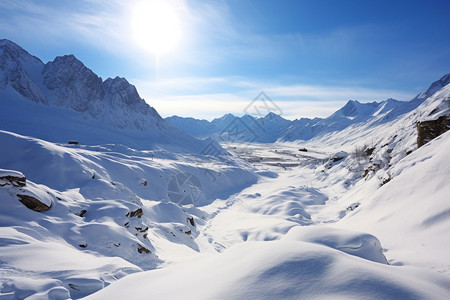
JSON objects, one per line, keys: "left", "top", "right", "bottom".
{"left": 1, "top": 40, "right": 450, "bottom": 299}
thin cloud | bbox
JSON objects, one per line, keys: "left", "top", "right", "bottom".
{"left": 265, "top": 84, "right": 415, "bottom": 102}
{"left": 0, "top": 0, "right": 133, "bottom": 54}
{"left": 133, "top": 75, "right": 416, "bottom": 121}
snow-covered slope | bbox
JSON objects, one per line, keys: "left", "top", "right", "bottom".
{"left": 0, "top": 39, "right": 206, "bottom": 152}
{"left": 333, "top": 130, "right": 450, "bottom": 273}
{"left": 0, "top": 130, "right": 257, "bottom": 298}
{"left": 86, "top": 239, "right": 449, "bottom": 300}
{"left": 86, "top": 95, "right": 450, "bottom": 299}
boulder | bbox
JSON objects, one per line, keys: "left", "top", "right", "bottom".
{"left": 17, "top": 194, "right": 51, "bottom": 212}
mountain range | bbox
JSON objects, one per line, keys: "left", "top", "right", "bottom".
{"left": 2, "top": 38, "right": 449, "bottom": 148}
{"left": 0, "top": 39, "right": 211, "bottom": 152}
{"left": 1, "top": 39, "right": 450, "bottom": 299}
{"left": 166, "top": 83, "right": 448, "bottom": 143}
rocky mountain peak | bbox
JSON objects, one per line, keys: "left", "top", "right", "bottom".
{"left": 0, "top": 39, "right": 46, "bottom": 103}
{"left": 103, "top": 76, "right": 141, "bottom": 106}
{"left": 42, "top": 54, "right": 104, "bottom": 113}
{"left": 0, "top": 39, "right": 43, "bottom": 67}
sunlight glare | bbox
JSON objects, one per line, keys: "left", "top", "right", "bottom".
{"left": 131, "top": 0, "right": 181, "bottom": 55}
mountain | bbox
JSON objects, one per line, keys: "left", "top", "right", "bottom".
{"left": 415, "top": 73, "right": 450, "bottom": 100}
{"left": 166, "top": 99, "right": 413, "bottom": 143}
{"left": 0, "top": 39, "right": 207, "bottom": 152}
{"left": 279, "top": 98, "right": 404, "bottom": 141}
{"left": 165, "top": 116, "right": 218, "bottom": 137}
{"left": 166, "top": 112, "right": 292, "bottom": 143}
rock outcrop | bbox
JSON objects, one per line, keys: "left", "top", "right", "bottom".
{"left": 417, "top": 115, "right": 450, "bottom": 147}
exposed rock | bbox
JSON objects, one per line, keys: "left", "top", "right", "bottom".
{"left": 417, "top": 115, "right": 450, "bottom": 147}
{"left": 137, "top": 245, "right": 151, "bottom": 254}
{"left": 380, "top": 176, "right": 392, "bottom": 186}
{"left": 331, "top": 152, "right": 347, "bottom": 163}
{"left": 74, "top": 209, "right": 87, "bottom": 217}
{"left": 17, "top": 194, "right": 51, "bottom": 212}
{"left": 126, "top": 208, "right": 143, "bottom": 218}
{"left": 138, "top": 178, "right": 148, "bottom": 186}
{"left": 364, "top": 147, "right": 375, "bottom": 156}
{"left": 135, "top": 226, "right": 148, "bottom": 233}
{"left": 332, "top": 156, "right": 344, "bottom": 163}
{"left": 0, "top": 174, "right": 26, "bottom": 187}
{"left": 346, "top": 202, "right": 360, "bottom": 211}
{"left": 187, "top": 216, "right": 195, "bottom": 227}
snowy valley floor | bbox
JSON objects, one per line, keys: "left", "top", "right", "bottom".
{"left": 1, "top": 131, "right": 450, "bottom": 299}
{"left": 89, "top": 135, "right": 450, "bottom": 299}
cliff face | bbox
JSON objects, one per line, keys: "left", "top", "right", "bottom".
{"left": 417, "top": 115, "right": 450, "bottom": 147}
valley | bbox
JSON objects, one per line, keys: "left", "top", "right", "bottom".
{"left": 0, "top": 39, "right": 449, "bottom": 299}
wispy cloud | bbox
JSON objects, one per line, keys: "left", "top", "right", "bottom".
{"left": 265, "top": 84, "right": 415, "bottom": 102}
{"left": 132, "top": 75, "right": 416, "bottom": 120}
{"left": 0, "top": 0, "right": 134, "bottom": 53}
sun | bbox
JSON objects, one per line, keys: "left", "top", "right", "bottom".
{"left": 131, "top": 0, "right": 181, "bottom": 55}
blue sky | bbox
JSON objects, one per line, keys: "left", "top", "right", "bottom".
{"left": 1, "top": 0, "right": 449, "bottom": 120}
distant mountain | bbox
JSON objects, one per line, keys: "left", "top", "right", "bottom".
{"left": 280, "top": 98, "right": 408, "bottom": 141}
{"left": 0, "top": 39, "right": 209, "bottom": 152}
{"left": 303, "top": 73, "right": 450, "bottom": 152}
{"left": 166, "top": 112, "right": 292, "bottom": 143}
{"left": 166, "top": 98, "right": 408, "bottom": 143}
{"left": 415, "top": 73, "right": 450, "bottom": 101}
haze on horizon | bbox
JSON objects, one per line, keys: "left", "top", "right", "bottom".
{"left": 0, "top": 0, "right": 449, "bottom": 120}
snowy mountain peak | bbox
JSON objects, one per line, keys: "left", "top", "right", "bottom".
{"left": 217, "top": 113, "right": 235, "bottom": 120}
{"left": 42, "top": 54, "right": 104, "bottom": 113}
{"left": 0, "top": 39, "right": 46, "bottom": 103}
{"left": 332, "top": 99, "right": 379, "bottom": 118}
{"left": 264, "top": 111, "right": 282, "bottom": 120}
{"left": 0, "top": 39, "right": 43, "bottom": 65}
{"left": 103, "top": 76, "right": 141, "bottom": 106}
{"left": 415, "top": 72, "right": 450, "bottom": 100}
{"left": 211, "top": 113, "right": 236, "bottom": 125}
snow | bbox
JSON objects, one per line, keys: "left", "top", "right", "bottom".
{"left": 334, "top": 130, "right": 450, "bottom": 273}
{"left": 86, "top": 240, "right": 450, "bottom": 300}
{"left": 84, "top": 124, "right": 450, "bottom": 299}
{"left": 0, "top": 129, "right": 257, "bottom": 298}
{"left": 1, "top": 39, "right": 450, "bottom": 299}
